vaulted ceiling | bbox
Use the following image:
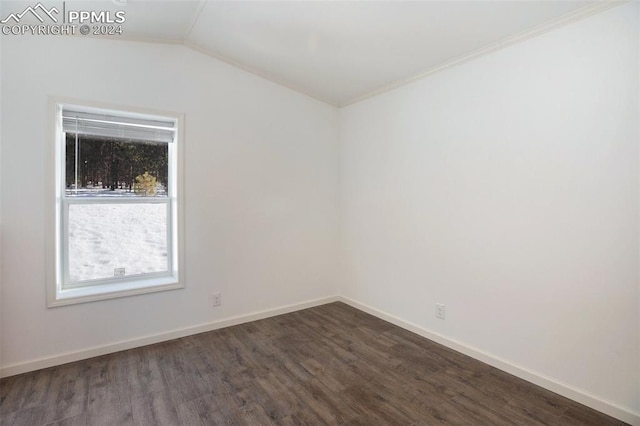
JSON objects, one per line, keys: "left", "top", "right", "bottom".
{"left": 2, "top": 0, "right": 615, "bottom": 106}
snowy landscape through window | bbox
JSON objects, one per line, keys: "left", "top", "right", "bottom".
{"left": 51, "top": 102, "right": 183, "bottom": 305}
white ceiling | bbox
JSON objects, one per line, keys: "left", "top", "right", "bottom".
{"left": 188, "top": 0, "right": 605, "bottom": 106}
{"left": 2, "top": 0, "right": 614, "bottom": 106}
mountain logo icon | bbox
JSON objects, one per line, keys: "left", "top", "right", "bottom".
{"left": 1, "top": 3, "right": 60, "bottom": 24}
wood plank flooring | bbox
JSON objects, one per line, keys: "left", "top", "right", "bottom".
{"left": 0, "top": 302, "right": 627, "bottom": 425}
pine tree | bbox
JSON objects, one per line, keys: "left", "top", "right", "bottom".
{"left": 134, "top": 172, "right": 157, "bottom": 196}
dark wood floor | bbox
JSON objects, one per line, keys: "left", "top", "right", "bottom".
{"left": 0, "top": 302, "right": 627, "bottom": 425}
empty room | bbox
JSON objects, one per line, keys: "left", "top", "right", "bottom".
{"left": 0, "top": 0, "right": 639, "bottom": 424}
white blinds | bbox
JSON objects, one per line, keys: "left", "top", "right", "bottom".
{"left": 62, "top": 108, "right": 176, "bottom": 144}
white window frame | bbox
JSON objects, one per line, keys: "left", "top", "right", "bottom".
{"left": 47, "top": 98, "right": 185, "bottom": 307}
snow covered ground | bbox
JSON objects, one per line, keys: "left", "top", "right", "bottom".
{"left": 68, "top": 201, "right": 168, "bottom": 282}
{"left": 66, "top": 186, "right": 167, "bottom": 198}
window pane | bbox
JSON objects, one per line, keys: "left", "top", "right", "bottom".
{"left": 65, "top": 134, "right": 168, "bottom": 198}
{"left": 68, "top": 203, "right": 169, "bottom": 283}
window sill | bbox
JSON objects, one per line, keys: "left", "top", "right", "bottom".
{"left": 48, "top": 276, "right": 183, "bottom": 307}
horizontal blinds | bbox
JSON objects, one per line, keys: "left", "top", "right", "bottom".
{"left": 62, "top": 109, "right": 176, "bottom": 144}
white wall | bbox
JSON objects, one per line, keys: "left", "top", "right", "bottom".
{"left": 1, "top": 3, "right": 639, "bottom": 423}
{"left": 0, "top": 36, "right": 339, "bottom": 369}
{"left": 637, "top": 3, "right": 640, "bottom": 418}
{"left": 0, "top": 13, "right": 4, "bottom": 375}
{"left": 339, "top": 3, "right": 639, "bottom": 419}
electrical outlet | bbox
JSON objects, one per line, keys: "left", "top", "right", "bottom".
{"left": 211, "top": 292, "right": 221, "bottom": 307}
{"left": 114, "top": 268, "right": 125, "bottom": 277}
{"left": 436, "top": 303, "right": 446, "bottom": 320}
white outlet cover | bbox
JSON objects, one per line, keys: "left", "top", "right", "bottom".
{"left": 212, "top": 292, "right": 221, "bottom": 307}
{"left": 436, "top": 303, "right": 446, "bottom": 320}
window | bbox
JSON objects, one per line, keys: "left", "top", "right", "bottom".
{"left": 48, "top": 100, "right": 184, "bottom": 306}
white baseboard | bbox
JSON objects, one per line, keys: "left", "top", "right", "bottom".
{"left": 337, "top": 296, "right": 640, "bottom": 426}
{"left": 2, "top": 294, "right": 637, "bottom": 425}
{"left": 0, "top": 295, "right": 340, "bottom": 379}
